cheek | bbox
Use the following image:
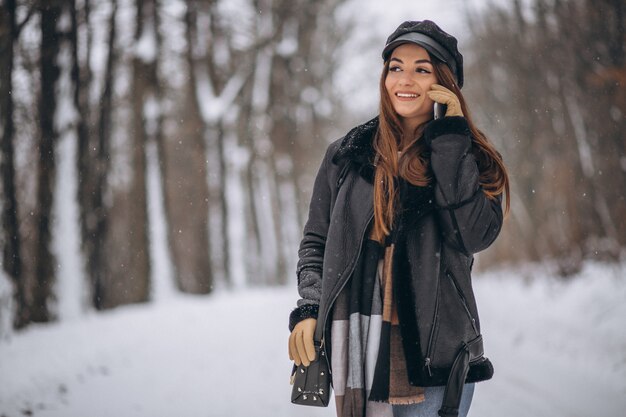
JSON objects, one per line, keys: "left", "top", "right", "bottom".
{"left": 423, "top": 77, "right": 437, "bottom": 89}
{"left": 422, "top": 78, "right": 438, "bottom": 101}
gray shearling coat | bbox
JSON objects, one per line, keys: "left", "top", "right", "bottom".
{"left": 289, "top": 115, "right": 502, "bottom": 388}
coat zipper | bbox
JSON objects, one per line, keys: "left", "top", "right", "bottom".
{"left": 446, "top": 271, "right": 479, "bottom": 335}
{"left": 424, "top": 273, "right": 440, "bottom": 377}
{"left": 320, "top": 211, "right": 374, "bottom": 374}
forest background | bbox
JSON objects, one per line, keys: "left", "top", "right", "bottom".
{"left": 0, "top": 0, "right": 624, "bottom": 333}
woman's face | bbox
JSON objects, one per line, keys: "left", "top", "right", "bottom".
{"left": 385, "top": 43, "right": 438, "bottom": 130}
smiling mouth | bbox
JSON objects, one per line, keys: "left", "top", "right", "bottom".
{"left": 395, "top": 92, "right": 419, "bottom": 98}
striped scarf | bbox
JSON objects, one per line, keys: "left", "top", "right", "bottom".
{"left": 330, "top": 178, "right": 435, "bottom": 417}
{"left": 330, "top": 235, "right": 425, "bottom": 417}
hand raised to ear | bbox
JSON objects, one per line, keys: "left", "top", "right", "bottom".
{"left": 426, "top": 84, "right": 464, "bottom": 118}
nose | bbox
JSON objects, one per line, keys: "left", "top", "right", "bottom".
{"left": 398, "top": 71, "right": 414, "bottom": 86}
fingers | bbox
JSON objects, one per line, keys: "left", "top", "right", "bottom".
{"left": 303, "top": 326, "right": 316, "bottom": 363}
{"left": 289, "top": 331, "right": 301, "bottom": 365}
{"left": 426, "top": 90, "right": 454, "bottom": 106}
{"left": 427, "top": 84, "right": 457, "bottom": 105}
{"left": 427, "top": 84, "right": 463, "bottom": 117}
{"left": 290, "top": 318, "right": 318, "bottom": 366}
{"left": 429, "top": 83, "right": 453, "bottom": 93}
{"left": 295, "top": 330, "right": 311, "bottom": 367}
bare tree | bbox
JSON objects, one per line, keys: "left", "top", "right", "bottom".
{"left": 120, "top": 0, "right": 156, "bottom": 304}
{"left": 268, "top": 0, "right": 347, "bottom": 284}
{"left": 465, "top": 0, "right": 626, "bottom": 272}
{"left": 99, "top": 0, "right": 155, "bottom": 308}
{"left": 0, "top": 0, "right": 33, "bottom": 328}
{"left": 30, "top": 0, "right": 67, "bottom": 322}
{"left": 152, "top": 0, "right": 213, "bottom": 294}
{"left": 184, "top": 0, "right": 249, "bottom": 288}
{"left": 76, "top": 0, "right": 116, "bottom": 309}
{"left": 1, "top": 0, "right": 355, "bottom": 329}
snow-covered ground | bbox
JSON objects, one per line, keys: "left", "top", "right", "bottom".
{"left": 1, "top": 261, "right": 625, "bottom": 417}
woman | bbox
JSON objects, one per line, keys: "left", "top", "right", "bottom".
{"left": 288, "top": 20, "right": 510, "bottom": 417}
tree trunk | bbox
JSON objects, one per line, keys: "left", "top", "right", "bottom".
{"left": 186, "top": 0, "right": 244, "bottom": 288}
{"left": 100, "top": 0, "right": 155, "bottom": 308}
{"left": 31, "top": 0, "right": 64, "bottom": 323}
{"left": 77, "top": 0, "right": 116, "bottom": 309}
{"left": 156, "top": 0, "right": 213, "bottom": 294}
{"left": 0, "top": 0, "right": 28, "bottom": 328}
{"left": 110, "top": 0, "right": 154, "bottom": 306}
{"left": 216, "top": 122, "right": 231, "bottom": 286}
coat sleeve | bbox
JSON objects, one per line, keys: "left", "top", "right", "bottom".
{"left": 425, "top": 116, "right": 503, "bottom": 256}
{"left": 288, "top": 142, "right": 337, "bottom": 331}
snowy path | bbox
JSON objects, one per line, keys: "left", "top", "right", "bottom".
{"left": 472, "top": 263, "right": 626, "bottom": 417}
{"left": 1, "top": 262, "right": 625, "bottom": 417}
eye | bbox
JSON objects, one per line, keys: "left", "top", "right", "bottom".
{"left": 416, "top": 67, "right": 432, "bottom": 74}
{"left": 389, "top": 65, "right": 402, "bottom": 72}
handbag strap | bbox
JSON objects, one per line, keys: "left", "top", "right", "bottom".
{"left": 437, "top": 335, "right": 483, "bottom": 417}
{"left": 312, "top": 304, "right": 325, "bottom": 345}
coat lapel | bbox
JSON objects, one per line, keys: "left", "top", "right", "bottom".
{"left": 332, "top": 116, "right": 379, "bottom": 183}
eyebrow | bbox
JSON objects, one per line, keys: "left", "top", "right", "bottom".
{"left": 390, "top": 57, "right": 432, "bottom": 65}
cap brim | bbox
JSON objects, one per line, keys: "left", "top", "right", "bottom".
{"left": 382, "top": 32, "right": 452, "bottom": 67}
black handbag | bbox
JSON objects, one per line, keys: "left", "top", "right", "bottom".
{"left": 290, "top": 341, "right": 331, "bottom": 407}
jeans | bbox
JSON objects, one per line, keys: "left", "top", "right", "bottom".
{"left": 391, "top": 383, "right": 475, "bottom": 417}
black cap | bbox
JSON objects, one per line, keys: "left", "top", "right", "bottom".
{"left": 382, "top": 20, "right": 464, "bottom": 88}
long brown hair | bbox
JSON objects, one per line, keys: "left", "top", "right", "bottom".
{"left": 371, "top": 56, "right": 511, "bottom": 243}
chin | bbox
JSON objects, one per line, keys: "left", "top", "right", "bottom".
{"left": 394, "top": 106, "right": 428, "bottom": 120}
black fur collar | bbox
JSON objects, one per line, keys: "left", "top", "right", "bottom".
{"left": 331, "top": 116, "right": 379, "bottom": 183}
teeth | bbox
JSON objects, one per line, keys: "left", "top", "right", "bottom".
{"left": 397, "top": 93, "right": 418, "bottom": 98}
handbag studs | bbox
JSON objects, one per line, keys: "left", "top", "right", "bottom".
{"left": 291, "top": 344, "right": 331, "bottom": 407}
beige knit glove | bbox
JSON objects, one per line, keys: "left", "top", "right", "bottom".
{"left": 288, "top": 318, "right": 317, "bottom": 366}
{"left": 426, "top": 84, "right": 464, "bottom": 117}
